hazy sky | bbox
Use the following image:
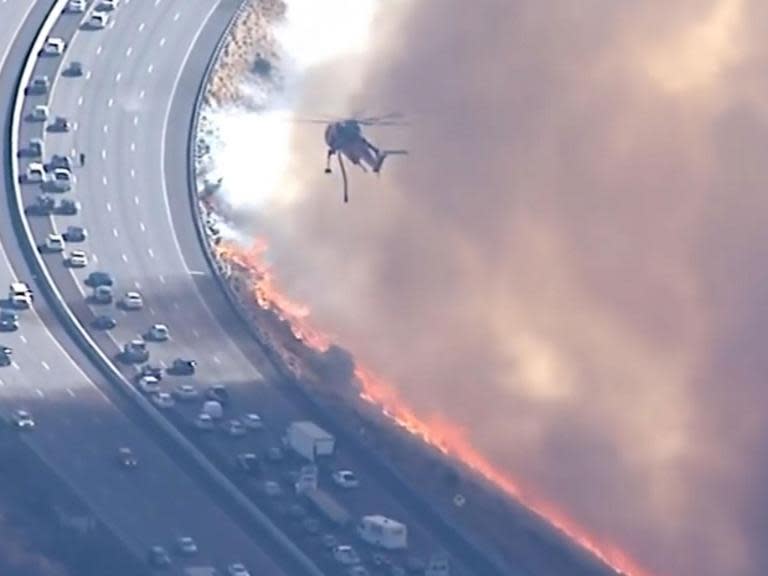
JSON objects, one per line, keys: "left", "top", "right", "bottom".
{"left": 213, "top": 1, "right": 768, "bottom": 574}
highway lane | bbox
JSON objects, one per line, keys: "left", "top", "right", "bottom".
{"left": 1, "top": 2, "right": 290, "bottom": 574}
{"left": 22, "top": 1, "right": 491, "bottom": 574}
{"left": 20, "top": 2, "right": 619, "bottom": 576}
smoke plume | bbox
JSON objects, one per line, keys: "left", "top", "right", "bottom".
{"left": 211, "top": 0, "right": 768, "bottom": 574}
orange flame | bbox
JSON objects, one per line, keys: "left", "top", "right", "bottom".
{"left": 216, "top": 240, "right": 657, "bottom": 576}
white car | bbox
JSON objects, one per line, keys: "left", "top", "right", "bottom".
{"left": 9, "top": 282, "right": 32, "bottom": 309}
{"left": 152, "top": 392, "right": 175, "bottom": 409}
{"left": 176, "top": 536, "right": 197, "bottom": 555}
{"left": 31, "top": 105, "right": 49, "bottom": 122}
{"left": 100, "top": 0, "right": 119, "bottom": 9}
{"left": 67, "top": 250, "right": 88, "bottom": 268}
{"left": 242, "top": 413, "right": 263, "bottom": 429}
{"left": 89, "top": 12, "right": 109, "bottom": 29}
{"left": 194, "top": 413, "right": 215, "bottom": 431}
{"left": 138, "top": 375, "right": 160, "bottom": 394}
{"left": 122, "top": 291, "right": 143, "bottom": 310}
{"left": 228, "top": 563, "right": 251, "bottom": 576}
{"left": 332, "top": 545, "right": 361, "bottom": 566}
{"left": 332, "top": 470, "right": 360, "bottom": 489}
{"left": 224, "top": 419, "right": 246, "bottom": 437}
{"left": 147, "top": 323, "right": 169, "bottom": 341}
{"left": 66, "top": 0, "right": 86, "bottom": 12}
{"left": 12, "top": 409, "right": 34, "bottom": 429}
{"left": 42, "top": 37, "right": 65, "bottom": 56}
{"left": 172, "top": 383, "right": 198, "bottom": 401}
{"left": 45, "top": 233, "right": 65, "bottom": 252}
{"left": 52, "top": 168, "right": 73, "bottom": 191}
{"left": 25, "top": 162, "right": 45, "bottom": 183}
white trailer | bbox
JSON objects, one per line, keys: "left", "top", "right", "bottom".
{"left": 356, "top": 515, "right": 408, "bottom": 550}
{"left": 285, "top": 421, "right": 334, "bottom": 461}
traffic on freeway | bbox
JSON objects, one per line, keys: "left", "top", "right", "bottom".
{"left": 1, "top": 1, "right": 633, "bottom": 576}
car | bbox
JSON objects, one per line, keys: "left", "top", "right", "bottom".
{"left": 121, "top": 291, "right": 143, "bottom": 310}
{"left": 67, "top": 250, "right": 88, "bottom": 268}
{"left": 27, "top": 75, "right": 49, "bottom": 94}
{"left": 332, "top": 470, "right": 360, "bottom": 489}
{"left": 224, "top": 419, "right": 246, "bottom": 437}
{"left": 118, "top": 447, "right": 138, "bottom": 468}
{"left": 175, "top": 536, "right": 197, "bottom": 555}
{"left": 333, "top": 545, "right": 361, "bottom": 566}
{"left": 267, "top": 446, "right": 284, "bottom": 462}
{"left": 29, "top": 195, "right": 55, "bottom": 215}
{"left": 89, "top": 12, "right": 109, "bottom": 28}
{"left": 235, "top": 452, "right": 261, "bottom": 475}
{"left": 151, "top": 392, "right": 175, "bottom": 409}
{"left": 56, "top": 198, "right": 80, "bottom": 215}
{"left": 147, "top": 546, "right": 171, "bottom": 567}
{"left": 172, "top": 383, "right": 198, "bottom": 401}
{"left": 50, "top": 168, "right": 73, "bottom": 191}
{"left": 138, "top": 375, "right": 160, "bottom": 394}
{"left": 146, "top": 323, "right": 169, "bottom": 342}
{"left": 63, "top": 225, "right": 86, "bottom": 242}
{"left": 139, "top": 363, "right": 163, "bottom": 380}
{"left": 30, "top": 105, "right": 49, "bottom": 122}
{"left": 242, "top": 413, "right": 263, "bottom": 429}
{"left": 44, "top": 233, "right": 65, "bottom": 253}
{"left": 92, "top": 314, "right": 116, "bottom": 330}
{"left": 25, "top": 162, "right": 45, "bottom": 183}
{"left": 65, "top": 60, "right": 83, "bottom": 76}
{"left": 263, "top": 480, "right": 282, "bottom": 497}
{"left": 42, "top": 37, "right": 65, "bottom": 56}
{"left": 205, "top": 384, "right": 229, "bottom": 404}
{"left": 28, "top": 138, "right": 44, "bottom": 157}
{"left": 92, "top": 285, "right": 113, "bottom": 304}
{"left": 0, "top": 347, "right": 11, "bottom": 367}
{"left": 228, "top": 563, "right": 251, "bottom": 576}
{"left": 9, "top": 282, "right": 32, "bottom": 309}
{"left": 123, "top": 340, "right": 149, "bottom": 363}
{"left": 194, "top": 413, "right": 215, "bottom": 431}
{"left": 50, "top": 154, "right": 74, "bottom": 171}
{"left": 347, "top": 567, "right": 370, "bottom": 576}
{"left": 11, "top": 409, "right": 33, "bottom": 429}
{"left": 49, "top": 116, "right": 72, "bottom": 133}
{"left": 100, "top": 0, "right": 119, "bottom": 9}
{"left": 66, "top": 0, "right": 86, "bottom": 13}
{"left": 170, "top": 358, "right": 196, "bottom": 375}
{"left": 85, "top": 271, "right": 113, "bottom": 287}
{"left": 0, "top": 310, "right": 18, "bottom": 332}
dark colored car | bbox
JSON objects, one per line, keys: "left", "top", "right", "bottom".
{"left": 0, "top": 310, "right": 18, "bottom": 332}
{"left": 0, "top": 346, "right": 12, "bottom": 367}
{"left": 118, "top": 447, "right": 138, "bottom": 468}
{"left": 85, "top": 271, "right": 114, "bottom": 288}
{"left": 147, "top": 546, "right": 171, "bottom": 568}
{"left": 236, "top": 453, "right": 261, "bottom": 476}
{"left": 92, "top": 315, "right": 116, "bottom": 330}
{"left": 139, "top": 363, "right": 163, "bottom": 380}
{"left": 205, "top": 384, "right": 229, "bottom": 404}
{"left": 56, "top": 198, "right": 80, "bottom": 215}
{"left": 170, "top": 358, "right": 196, "bottom": 376}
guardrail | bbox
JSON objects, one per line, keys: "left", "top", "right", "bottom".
{"left": 184, "top": 6, "right": 512, "bottom": 576}
{"left": 8, "top": 2, "right": 325, "bottom": 576}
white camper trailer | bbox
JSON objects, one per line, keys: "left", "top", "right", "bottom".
{"left": 285, "top": 421, "right": 334, "bottom": 461}
{"left": 357, "top": 515, "right": 407, "bottom": 550}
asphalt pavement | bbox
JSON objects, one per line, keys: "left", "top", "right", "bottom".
{"left": 0, "top": 1, "right": 291, "bottom": 574}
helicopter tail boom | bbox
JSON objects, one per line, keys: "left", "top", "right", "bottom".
{"left": 373, "top": 149, "right": 408, "bottom": 174}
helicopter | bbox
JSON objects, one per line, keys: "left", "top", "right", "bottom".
{"left": 301, "top": 113, "right": 408, "bottom": 203}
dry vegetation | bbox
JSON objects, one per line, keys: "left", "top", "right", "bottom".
{"left": 205, "top": 0, "right": 286, "bottom": 107}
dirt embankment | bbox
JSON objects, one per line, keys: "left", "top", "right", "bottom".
{"left": 205, "top": 0, "right": 286, "bottom": 108}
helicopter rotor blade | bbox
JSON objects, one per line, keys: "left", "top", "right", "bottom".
{"left": 338, "top": 154, "right": 349, "bottom": 203}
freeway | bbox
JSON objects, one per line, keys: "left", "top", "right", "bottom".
{"left": 0, "top": 1, "right": 290, "bottom": 574}
{"left": 16, "top": 0, "right": 495, "bottom": 574}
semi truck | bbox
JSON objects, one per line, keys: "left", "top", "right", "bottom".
{"left": 285, "top": 421, "right": 334, "bottom": 461}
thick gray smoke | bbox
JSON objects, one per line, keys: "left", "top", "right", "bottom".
{"left": 222, "top": 0, "right": 768, "bottom": 574}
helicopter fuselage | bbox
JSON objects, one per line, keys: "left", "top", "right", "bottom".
{"left": 325, "top": 120, "right": 380, "bottom": 171}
